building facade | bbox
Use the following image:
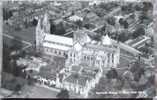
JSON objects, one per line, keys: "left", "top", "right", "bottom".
{"left": 35, "top": 14, "right": 120, "bottom": 97}
{"left": 36, "top": 14, "right": 120, "bottom": 69}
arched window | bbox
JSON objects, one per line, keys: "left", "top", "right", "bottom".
{"left": 84, "top": 56, "right": 86, "bottom": 60}
{"left": 87, "top": 56, "right": 90, "bottom": 60}
{"left": 58, "top": 51, "right": 61, "bottom": 55}
{"left": 70, "top": 53, "right": 72, "bottom": 57}
{"left": 55, "top": 50, "right": 57, "bottom": 54}
{"left": 51, "top": 49, "right": 53, "bottom": 53}
{"left": 112, "top": 53, "right": 114, "bottom": 63}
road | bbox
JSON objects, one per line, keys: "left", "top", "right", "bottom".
{"left": 3, "top": 33, "right": 32, "bottom": 51}
{"left": 8, "top": 84, "right": 59, "bottom": 98}
{"left": 3, "top": 24, "right": 36, "bottom": 44}
{"left": 3, "top": 34, "right": 31, "bottom": 46}
{"left": 3, "top": 23, "right": 35, "bottom": 51}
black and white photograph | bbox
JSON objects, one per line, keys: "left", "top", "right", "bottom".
{"left": 0, "top": 0, "right": 157, "bottom": 99}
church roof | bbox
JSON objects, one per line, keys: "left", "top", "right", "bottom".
{"left": 64, "top": 73, "right": 91, "bottom": 87}
{"left": 43, "top": 13, "right": 49, "bottom": 24}
{"left": 85, "top": 43, "right": 116, "bottom": 53}
{"left": 43, "top": 34, "right": 73, "bottom": 51}
{"left": 74, "top": 29, "right": 94, "bottom": 44}
{"left": 44, "top": 34, "right": 73, "bottom": 46}
{"left": 102, "top": 34, "right": 112, "bottom": 45}
{"left": 43, "top": 42, "right": 71, "bottom": 51}
{"left": 69, "top": 15, "right": 83, "bottom": 22}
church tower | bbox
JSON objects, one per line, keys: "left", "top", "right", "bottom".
{"left": 42, "top": 13, "right": 50, "bottom": 34}
{"left": 35, "top": 18, "right": 45, "bottom": 52}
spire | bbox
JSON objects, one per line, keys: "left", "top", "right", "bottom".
{"left": 35, "top": 18, "right": 46, "bottom": 52}
{"left": 86, "top": 35, "right": 91, "bottom": 43}
{"left": 43, "top": 13, "right": 48, "bottom": 23}
{"left": 43, "top": 13, "right": 48, "bottom": 26}
{"left": 36, "top": 18, "right": 41, "bottom": 31}
{"left": 42, "top": 13, "right": 50, "bottom": 33}
{"left": 35, "top": 19, "right": 42, "bottom": 52}
{"left": 102, "top": 34, "right": 112, "bottom": 45}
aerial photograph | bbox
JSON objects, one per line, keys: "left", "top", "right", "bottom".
{"left": 1, "top": 0, "right": 156, "bottom": 98}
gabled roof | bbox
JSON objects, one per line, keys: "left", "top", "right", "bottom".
{"left": 102, "top": 34, "right": 112, "bottom": 45}
{"left": 43, "top": 42, "right": 72, "bottom": 51}
{"left": 44, "top": 34, "right": 73, "bottom": 46}
{"left": 69, "top": 15, "right": 83, "bottom": 22}
{"left": 64, "top": 73, "right": 92, "bottom": 87}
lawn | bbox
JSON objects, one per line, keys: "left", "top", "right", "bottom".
{"left": 27, "top": 85, "right": 58, "bottom": 98}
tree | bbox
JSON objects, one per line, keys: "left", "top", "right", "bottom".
{"left": 118, "top": 32, "right": 129, "bottom": 42}
{"left": 24, "top": 20, "right": 29, "bottom": 28}
{"left": 55, "top": 22, "right": 66, "bottom": 35}
{"left": 106, "top": 68, "right": 118, "bottom": 79}
{"left": 27, "top": 73, "right": 35, "bottom": 85}
{"left": 146, "top": 86, "right": 156, "bottom": 97}
{"left": 121, "top": 5, "right": 134, "bottom": 14}
{"left": 139, "top": 11, "right": 150, "bottom": 24}
{"left": 141, "top": 45, "right": 153, "bottom": 56}
{"left": 123, "top": 70, "right": 134, "bottom": 81}
{"left": 99, "top": 3, "right": 106, "bottom": 9}
{"left": 123, "top": 20, "right": 129, "bottom": 29}
{"left": 150, "top": 36, "right": 154, "bottom": 47}
{"left": 71, "top": 10, "right": 75, "bottom": 15}
{"left": 119, "top": 18, "right": 124, "bottom": 26}
{"left": 56, "top": 89, "right": 69, "bottom": 98}
{"left": 106, "top": 17, "right": 116, "bottom": 26}
{"left": 135, "top": 4, "right": 142, "bottom": 11}
{"left": 50, "top": 21, "right": 56, "bottom": 34}
{"left": 101, "top": 23, "right": 107, "bottom": 33}
{"left": 119, "top": 18, "right": 128, "bottom": 29}
{"left": 32, "top": 18, "right": 38, "bottom": 26}
{"left": 146, "top": 75, "right": 155, "bottom": 88}
{"left": 130, "top": 61, "right": 145, "bottom": 82}
{"left": 113, "top": 77, "right": 124, "bottom": 90}
{"left": 3, "top": 45, "right": 12, "bottom": 73}
{"left": 3, "top": 8, "right": 13, "bottom": 20}
{"left": 132, "top": 27, "right": 145, "bottom": 39}
{"left": 84, "top": 23, "right": 90, "bottom": 29}
{"left": 14, "top": 84, "right": 22, "bottom": 93}
{"left": 142, "top": 2, "right": 153, "bottom": 11}
{"left": 75, "top": 20, "right": 83, "bottom": 29}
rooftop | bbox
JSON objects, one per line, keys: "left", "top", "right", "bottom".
{"left": 81, "top": 68, "right": 97, "bottom": 79}
{"left": 70, "top": 65, "right": 99, "bottom": 78}
{"left": 64, "top": 73, "right": 92, "bottom": 87}
{"left": 44, "top": 34, "right": 73, "bottom": 46}
{"left": 43, "top": 42, "right": 72, "bottom": 51}
{"left": 85, "top": 43, "right": 116, "bottom": 53}
{"left": 69, "top": 15, "right": 83, "bottom": 22}
{"left": 102, "top": 34, "right": 112, "bottom": 45}
{"left": 71, "top": 65, "right": 82, "bottom": 73}
{"left": 38, "top": 68, "right": 56, "bottom": 80}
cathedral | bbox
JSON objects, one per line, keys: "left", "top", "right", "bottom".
{"left": 35, "top": 13, "right": 120, "bottom": 97}
{"left": 35, "top": 13, "right": 120, "bottom": 69}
